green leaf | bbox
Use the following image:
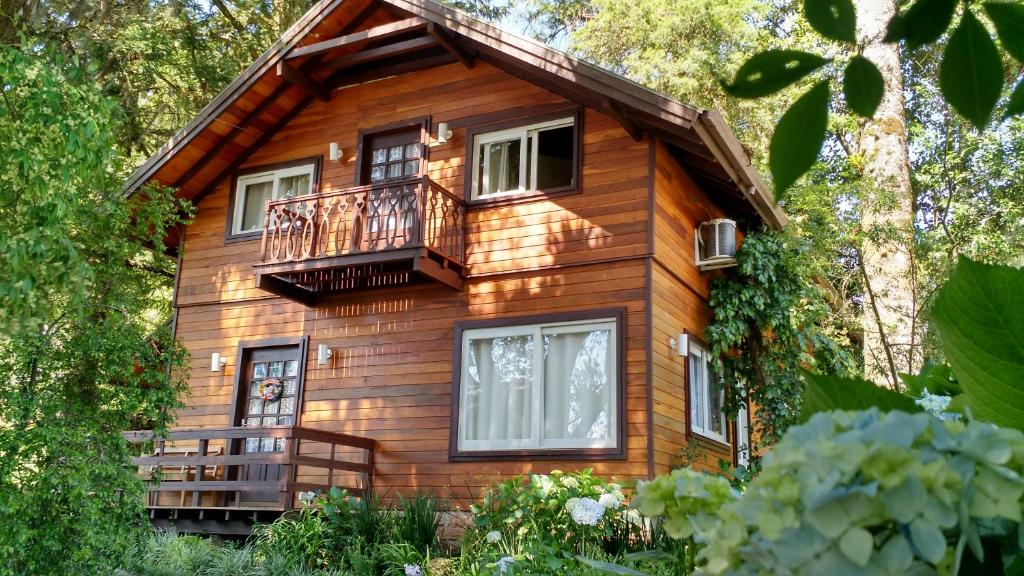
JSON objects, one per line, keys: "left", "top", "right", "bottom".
{"left": 898, "top": 360, "right": 960, "bottom": 397}
{"left": 839, "top": 526, "right": 874, "bottom": 567}
{"left": 940, "top": 10, "right": 1005, "bottom": 130}
{"left": 769, "top": 81, "right": 830, "bottom": 197}
{"left": 843, "top": 56, "right": 884, "bottom": 117}
{"left": 799, "top": 371, "right": 921, "bottom": 421}
{"left": 1006, "top": 78, "right": 1024, "bottom": 119}
{"left": 574, "top": 556, "right": 649, "bottom": 575}
{"left": 804, "top": 0, "right": 856, "bottom": 43}
{"left": 931, "top": 257, "right": 1024, "bottom": 429}
{"left": 723, "top": 50, "right": 829, "bottom": 98}
{"left": 885, "top": 0, "right": 959, "bottom": 49}
{"left": 984, "top": 2, "right": 1024, "bottom": 63}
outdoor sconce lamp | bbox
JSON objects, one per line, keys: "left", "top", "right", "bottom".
{"left": 329, "top": 142, "right": 343, "bottom": 162}
{"left": 210, "top": 352, "right": 227, "bottom": 372}
{"left": 436, "top": 122, "right": 453, "bottom": 144}
{"left": 317, "top": 344, "right": 333, "bottom": 366}
{"left": 667, "top": 333, "right": 688, "bottom": 358}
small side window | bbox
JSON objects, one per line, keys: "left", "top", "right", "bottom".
{"left": 688, "top": 340, "right": 727, "bottom": 444}
{"left": 470, "top": 116, "right": 576, "bottom": 201}
{"left": 231, "top": 162, "right": 316, "bottom": 236}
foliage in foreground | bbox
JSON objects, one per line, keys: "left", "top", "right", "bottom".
{"left": 0, "top": 45, "right": 189, "bottom": 575}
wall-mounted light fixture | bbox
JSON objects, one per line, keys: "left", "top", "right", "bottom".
{"left": 317, "top": 344, "right": 333, "bottom": 366}
{"left": 667, "top": 333, "right": 688, "bottom": 358}
{"left": 211, "top": 352, "right": 227, "bottom": 372}
{"left": 329, "top": 142, "right": 343, "bottom": 163}
{"left": 436, "top": 122, "right": 453, "bottom": 144}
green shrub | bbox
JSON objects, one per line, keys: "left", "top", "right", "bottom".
{"left": 636, "top": 409, "right": 1024, "bottom": 574}
{"left": 395, "top": 493, "right": 442, "bottom": 554}
{"left": 252, "top": 503, "right": 332, "bottom": 570}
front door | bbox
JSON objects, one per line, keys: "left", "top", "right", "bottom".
{"left": 237, "top": 346, "right": 302, "bottom": 505}
{"left": 361, "top": 129, "right": 424, "bottom": 247}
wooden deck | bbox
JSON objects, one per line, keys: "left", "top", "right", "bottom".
{"left": 254, "top": 176, "right": 465, "bottom": 303}
{"left": 125, "top": 425, "right": 375, "bottom": 532}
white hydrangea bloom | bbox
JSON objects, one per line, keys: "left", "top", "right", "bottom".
{"left": 561, "top": 476, "right": 580, "bottom": 489}
{"left": 569, "top": 497, "right": 605, "bottom": 526}
{"left": 915, "top": 388, "right": 959, "bottom": 421}
{"left": 404, "top": 564, "right": 422, "bottom": 576}
{"left": 625, "top": 508, "right": 644, "bottom": 526}
{"left": 533, "top": 474, "right": 554, "bottom": 496}
{"left": 565, "top": 497, "right": 581, "bottom": 514}
{"left": 485, "top": 530, "right": 502, "bottom": 544}
{"left": 298, "top": 491, "right": 316, "bottom": 504}
{"left": 497, "top": 556, "right": 515, "bottom": 574}
{"left": 598, "top": 493, "right": 622, "bottom": 510}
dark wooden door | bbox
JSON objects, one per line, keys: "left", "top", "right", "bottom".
{"left": 237, "top": 346, "right": 301, "bottom": 505}
{"left": 363, "top": 129, "right": 423, "bottom": 185}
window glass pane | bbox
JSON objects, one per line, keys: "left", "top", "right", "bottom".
{"left": 689, "top": 351, "right": 705, "bottom": 430}
{"left": 542, "top": 328, "right": 612, "bottom": 441}
{"left": 535, "top": 125, "right": 574, "bottom": 189}
{"left": 278, "top": 173, "right": 311, "bottom": 198}
{"left": 265, "top": 400, "right": 280, "bottom": 415}
{"left": 253, "top": 363, "right": 267, "bottom": 379}
{"left": 370, "top": 166, "right": 385, "bottom": 182}
{"left": 388, "top": 163, "right": 403, "bottom": 179}
{"left": 261, "top": 437, "right": 276, "bottom": 451}
{"left": 404, "top": 160, "right": 419, "bottom": 176}
{"left": 708, "top": 362, "right": 724, "bottom": 435}
{"left": 269, "top": 361, "right": 283, "bottom": 377}
{"left": 478, "top": 138, "right": 521, "bottom": 196}
{"left": 405, "top": 144, "right": 421, "bottom": 159}
{"left": 248, "top": 399, "right": 262, "bottom": 415}
{"left": 388, "top": 146, "right": 404, "bottom": 161}
{"left": 372, "top": 148, "right": 387, "bottom": 164}
{"left": 284, "top": 361, "right": 298, "bottom": 377}
{"left": 240, "top": 180, "right": 273, "bottom": 232}
{"left": 281, "top": 397, "right": 295, "bottom": 415}
{"left": 463, "top": 334, "right": 534, "bottom": 442}
{"left": 283, "top": 379, "right": 297, "bottom": 396}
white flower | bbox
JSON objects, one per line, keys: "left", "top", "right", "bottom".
{"left": 598, "top": 493, "right": 621, "bottom": 510}
{"left": 625, "top": 508, "right": 644, "bottom": 526}
{"left": 533, "top": 474, "right": 554, "bottom": 496}
{"left": 485, "top": 530, "right": 503, "bottom": 544}
{"left": 497, "top": 556, "right": 515, "bottom": 574}
{"left": 915, "top": 388, "right": 959, "bottom": 421}
{"left": 298, "top": 491, "right": 316, "bottom": 504}
{"left": 561, "top": 476, "right": 579, "bottom": 489}
{"left": 565, "top": 497, "right": 581, "bottom": 514}
{"left": 569, "top": 497, "right": 605, "bottom": 526}
{"left": 404, "top": 564, "right": 422, "bottom": 576}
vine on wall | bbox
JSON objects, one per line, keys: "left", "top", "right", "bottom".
{"left": 705, "top": 230, "right": 856, "bottom": 450}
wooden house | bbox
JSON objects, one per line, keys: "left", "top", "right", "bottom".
{"left": 122, "top": 0, "right": 786, "bottom": 534}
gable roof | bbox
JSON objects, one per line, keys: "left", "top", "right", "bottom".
{"left": 123, "top": 0, "right": 786, "bottom": 233}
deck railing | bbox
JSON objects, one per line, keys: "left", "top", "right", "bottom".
{"left": 125, "top": 426, "right": 375, "bottom": 511}
{"left": 258, "top": 176, "right": 465, "bottom": 267}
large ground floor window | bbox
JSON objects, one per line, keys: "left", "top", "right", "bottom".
{"left": 452, "top": 310, "right": 624, "bottom": 457}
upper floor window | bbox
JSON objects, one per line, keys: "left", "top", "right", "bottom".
{"left": 470, "top": 115, "right": 576, "bottom": 201}
{"left": 231, "top": 161, "right": 317, "bottom": 236}
{"left": 688, "top": 340, "right": 727, "bottom": 444}
{"left": 454, "top": 311, "right": 620, "bottom": 455}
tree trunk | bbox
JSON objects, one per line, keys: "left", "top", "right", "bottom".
{"left": 855, "top": 0, "right": 919, "bottom": 387}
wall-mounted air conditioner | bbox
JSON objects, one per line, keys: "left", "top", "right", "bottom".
{"left": 694, "top": 218, "right": 738, "bottom": 271}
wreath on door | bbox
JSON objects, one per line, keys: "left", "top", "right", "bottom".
{"left": 258, "top": 378, "right": 283, "bottom": 401}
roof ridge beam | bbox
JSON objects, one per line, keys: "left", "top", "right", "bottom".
{"left": 286, "top": 16, "right": 428, "bottom": 60}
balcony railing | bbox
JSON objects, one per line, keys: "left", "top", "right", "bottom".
{"left": 125, "top": 426, "right": 375, "bottom": 512}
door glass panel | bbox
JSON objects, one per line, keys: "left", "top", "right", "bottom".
{"left": 281, "top": 397, "right": 295, "bottom": 414}
{"left": 371, "top": 166, "right": 385, "bottom": 182}
{"left": 388, "top": 146, "right": 404, "bottom": 161}
{"left": 265, "top": 400, "right": 280, "bottom": 415}
{"left": 372, "top": 148, "right": 387, "bottom": 164}
{"left": 248, "top": 399, "right": 263, "bottom": 415}
{"left": 404, "top": 160, "right": 419, "bottom": 176}
{"left": 269, "top": 361, "right": 283, "bottom": 377}
{"left": 388, "top": 163, "right": 402, "bottom": 179}
{"left": 253, "top": 363, "right": 267, "bottom": 379}
{"left": 284, "top": 379, "right": 297, "bottom": 396}
{"left": 284, "top": 361, "right": 298, "bottom": 377}
{"left": 261, "top": 437, "right": 276, "bottom": 451}
{"left": 405, "top": 143, "right": 421, "bottom": 158}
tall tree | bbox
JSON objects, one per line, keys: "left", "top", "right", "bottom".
{"left": 854, "top": 0, "right": 919, "bottom": 387}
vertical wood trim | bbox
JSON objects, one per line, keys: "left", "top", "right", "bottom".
{"left": 645, "top": 139, "right": 656, "bottom": 478}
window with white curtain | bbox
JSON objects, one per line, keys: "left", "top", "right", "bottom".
{"left": 688, "top": 340, "right": 727, "bottom": 443}
{"left": 470, "top": 116, "right": 575, "bottom": 200}
{"left": 457, "top": 317, "right": 618, "bottom": 452}
{"left": 232, "top": 163, "right": 315, "bottom": 235}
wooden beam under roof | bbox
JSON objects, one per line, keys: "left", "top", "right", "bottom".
{"left": 277, "top": 60, "right": 331, "bottom": 101}
{"left": 286, "top": 16, "right": 428, "bottom": 60}
{"left": 315, "top": 36, "right": 437, "bottom": 76}
{"left": 603, "top": 98, "right": 642, "bottom": 141}
{"left": 426, "top": 22, "right": 474, "bottom": 68}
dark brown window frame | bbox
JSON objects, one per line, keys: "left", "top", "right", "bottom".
{"left": 228, "top": 336, "right": 310, "bottom": 428}
{"left": 224, "top": 157, "right": 323, "bottom": 244}
{"left": 355, "top": 117, "right": 430, "bottom": 186}
{"left": 682, "top": 329, "right": 732, "bottom": 451}
{"left": 462, "top": 107, "right": 583, "bottom": 208}
{"left": 449, "top": 307, "right": 627, "bottom": 462}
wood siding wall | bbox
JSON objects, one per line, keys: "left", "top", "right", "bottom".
{"left": 174, "top": 61, "right": 654, "bottom": 501}
{"left": 649, "top": 139, "right": 734, "bottom": 473}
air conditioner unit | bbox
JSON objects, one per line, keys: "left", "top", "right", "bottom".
{"left": 695, "top": 218, "right": 738, "bottom": 271}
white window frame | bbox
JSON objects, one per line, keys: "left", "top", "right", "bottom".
{"left": 457, "top": 317, "right": 618, "bottom": 452}
{"left": 688, "top": 340, "right": 728, "bottom": 444}
{"left": 736, "top": 401, "right": 751, "bottom": 467}
{"left": 470, "top": 116, "right": 575, "bottom": 201}
{"left": 231, "top": 163, "right": 316, "bottom": 235}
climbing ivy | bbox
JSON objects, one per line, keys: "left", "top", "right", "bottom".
{"left": 705, "top": 230, "right": 856, "bottom": 449}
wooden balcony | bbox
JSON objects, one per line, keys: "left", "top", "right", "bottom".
{"left": 125, "top": 426, "right": 375, "bottom": 534}
{"left": 255, "top": 176, "right": 466, "bottom": 304}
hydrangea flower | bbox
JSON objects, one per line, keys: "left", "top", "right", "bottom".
{"left": 404, "top": 564, "right": 422, "bottom": 576}
{"left": 598, "top": 493, "right": 622, "bottom": 510}
{"left": 485, "top": 530, "right": 502, "bottom": 544}
{"left": 496, "top": 556, "right": 515, "bottom": 574}
{"left": 569, "top": 497, "right": 605, "bottom": 526}
{"left": 561, "top": 476, "right": 580, "bottom": 489}
{"left": 565, "top": 497, "right": 581, "bottom": 514}
{"left": 914, "top": 388, "right": 958, "bottom": 421}
{"left": 297, "top": 491, "right": 316, "bottom": 505}
{"left": 532, "top": 474, "right": 554, "bottom": 496}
